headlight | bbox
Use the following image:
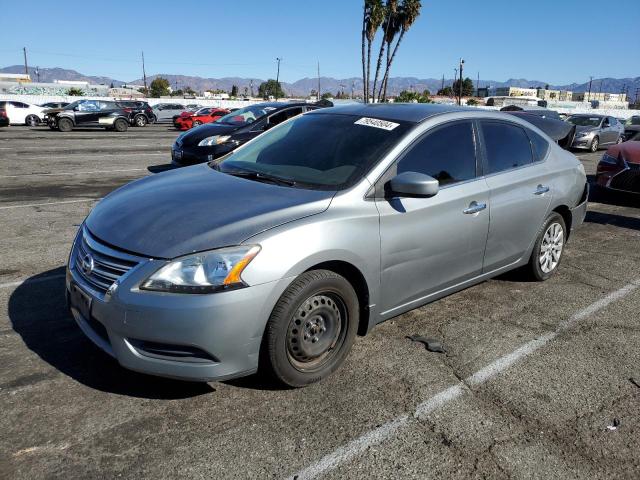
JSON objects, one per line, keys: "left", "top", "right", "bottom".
{"left": 576, "top": 131, "right": 594, "bottom": 138}
{"left": 140, "top": 245, "right": 260, "bottom": 294}
{"left": 198, "top": 135, "right": 231, "bottom": 147}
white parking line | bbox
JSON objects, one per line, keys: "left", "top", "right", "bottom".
{"left": 0, "top": 168, "right": 146, "bottom": 179}
{"left": 0, "top": 199, "right": 98, "bottom": 210}
{"left": 24, "top": 152, "right": 166, "bottom": 159}
{"left": 0, "top": 273, "right": 65, "bottom": 290}
{"left": 288, "top": 278, "right": 640, "bottom": 480}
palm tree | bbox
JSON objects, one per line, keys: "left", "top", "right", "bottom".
{"left": 379, "top": 0, "right": 422, "bottom": 102}
{"left": 362, "top": 0, "right": 384, "bottom": 103}
{"left": 371, "top": 0, "right": 398, "bottom": 103}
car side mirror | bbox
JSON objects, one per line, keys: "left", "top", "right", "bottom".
{"left": 387, "top": 171, "right": 439, "bottom": 198}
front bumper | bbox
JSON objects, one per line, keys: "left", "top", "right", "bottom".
{"left": 569, "top": 182, "right": 589, "bottom": 232}
{"left": 171, "top": 142, "right": 234, "bottom": 167}
{"left": 66, "top": 237, "right": 291, "bottom": 382}
{"left": 571, "top": 136, "right": 595, "bottom": 149}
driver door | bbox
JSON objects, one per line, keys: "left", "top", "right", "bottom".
{"left": 375, "top": 120, "right": 490, "bottom": 317}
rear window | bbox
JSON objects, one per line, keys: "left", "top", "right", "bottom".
{"left": 482, "top": 121, "right": 534, "bottom": 174}
{"left": 526, "top": 128, "right": 550, "bottom": 162}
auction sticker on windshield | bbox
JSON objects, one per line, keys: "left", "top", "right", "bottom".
{"left": 354, "top": 117, "right": 400, "bottom": 131}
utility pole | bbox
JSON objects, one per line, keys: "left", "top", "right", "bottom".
{"left": 23, "top": 47, "right": 28, "bottom": 76}
{"left": 35, "top": 66, "right": 40, "bottom": 83}
{"left": 250, "top": 79, "right": 254, "bottom": 98}
{"left": 587, "top": 76, "right": 593, "bottom": 102}
{"left": 476, "top": 71, "right": 480, "bottom": 97}
{"left": 275, "top": 57, "right": 282, "bottom": 100}
{"left": 458, "top": 58, "right": 465, "bottom": 106}
{"left": 141, "top": 51, "right": 148, "bottom": 95}
{"left": 351, "top": 80, "right": 355, "bottom": 99}
{"left": 317, "top": 61, "right": 321, "bottom": 101}
{"left": 441, "top": 74, "right": 444, "bottom": 93}
{"left": 598, "top": 79, "right": 603, "bottom": 99}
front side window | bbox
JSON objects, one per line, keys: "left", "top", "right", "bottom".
{"left": 482, "top": 122, "right": 533, "bottom": 174}
{"left": 267, "top": 107, "right": 304, "bottom": 127}
{"left": 216, "top": 113, "right": 411, "bottom": 189}
{"left": 397, "top": 121, "right": 477, "bottom": 187}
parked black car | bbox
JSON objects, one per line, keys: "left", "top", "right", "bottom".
{"left": 39, "top": 101, "right": 69, "bottom": 109}
{"left": 45, "top": 100, "right": 130, "bottom": 132}
{"left": 0, "top": 107, "right": 9, "bottom": 128}
{"left": 171, "top": 102, "right": 326, "bottom": 166}
{"left": 116, "top": 100, "right": 156, "bottom": 126}
{"left": 623, "top": 116, "right": 640, "bottom": 142}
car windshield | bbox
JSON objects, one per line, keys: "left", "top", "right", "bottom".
{"left": 63, "top": 100, "right": 82, "bottom": 110}
{"left": 628, "top": 116, "right": 640, "bottom": 126}
{"left": 215, "top": 113, "right": 411, "bottom": 189}
{"left": 195, "top": 108, "right": 211, "bottom": 115}
{"left": 567, "top": 116, "right": 602, "bottom": 127}
{"left": 215, "top": 104, "right": 279, "bottom": 126}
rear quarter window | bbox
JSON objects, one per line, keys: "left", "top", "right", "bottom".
{"left": 526, "top": 128, "right": 550, "bottom": 162}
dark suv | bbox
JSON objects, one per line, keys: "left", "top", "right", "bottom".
{"left": 45, "top": 100, "right": 130, "bottom": 132}
{"left": 116, "top": 100, "right": 156, "bottom": 127}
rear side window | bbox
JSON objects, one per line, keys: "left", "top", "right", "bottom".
{"left": 481, "top": 122, "right": 533, "bottom": 174}
{"left": 526, "top": 128, "right": 550, "bottom": 162}
{"left": 398, "top": 121, "right": 477, "bottom": 187}
{"left": 268, "top": 107, "right": 304, "bottom": 126}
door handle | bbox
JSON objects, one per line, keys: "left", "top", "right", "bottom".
{"left": 534, "top": 185, "right": 550, "bottom": 195}
{"left": 463, "top": 201, "right": 487, "bottom": 214}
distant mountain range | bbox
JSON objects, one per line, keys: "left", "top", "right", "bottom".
{"left": 2, "top": 65, "right": 638, "bottom": 98}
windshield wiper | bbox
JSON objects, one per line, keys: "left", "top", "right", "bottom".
{"left": 224, "top": 169, "right": 297, "bottom": 187}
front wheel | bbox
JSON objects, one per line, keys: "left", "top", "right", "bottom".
{"left": 57, "top": 117, "right": 73, "bottom": 132}
{"left": 527, "top": 212, "right": 566, "bottom": 281}
{"left": 590, "top": 136, "right": 599, "bottom": 152}
{"left": 25, "top": 115, "right": 40, "bottom": 127}
{"left": 113, "top": 118, "right": 128, "bottom": 132}
{"left": 262, "top": 270, "right": 359, "bottom": 387}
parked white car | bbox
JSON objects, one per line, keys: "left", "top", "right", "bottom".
{"left": 0, "top": 101, "right": 46, "bottom": 126}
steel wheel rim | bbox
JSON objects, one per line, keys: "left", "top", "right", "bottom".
{"left": 136, "top": 116, "right": 145, "bottom": 126}
{"left": 286, "top": 292, "right": 348, "bottom": 372}
{"left": 539, "top": 222, "right": 564, "bottom": 273}
{"left": 27, "top": 115, "right": 37, "bottom": 126}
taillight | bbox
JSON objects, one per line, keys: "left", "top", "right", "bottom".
{"left": 0, "top": 110, "right": 6, "bottom": 118}
{"left": 123, "top": 108, "right": 132, "bottom": 113}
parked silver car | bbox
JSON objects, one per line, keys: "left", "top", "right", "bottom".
{"left": 66, "top": 104, "right": 588, "bottom": 387}
{"left": 567, "top": 114, "right": 624, "bottom": 152}
{"left": 151, "top": 102, "right": 186, "bottom": 122}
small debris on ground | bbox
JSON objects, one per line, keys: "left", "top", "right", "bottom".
{"left": 607, "top": 418, "right": 621, "bottom": 431}
{"left": 629, "top": 377, "right": 640, "bottom": 389}
{"left": 406, "top": 334, "right": 447, "bottom": 353}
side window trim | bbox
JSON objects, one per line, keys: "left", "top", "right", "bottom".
{"left": 372, "top": 119, "right": 481, "bottom": 198}
{"left": 477, "top": 120, "right": 537, "bottom": 177}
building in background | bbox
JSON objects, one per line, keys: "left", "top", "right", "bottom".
{"left": 536, "top": 88, "right": 573, "bottom": 101}
{"left": 0, "top": 73, "right": 31, "bottom": 83}
{"left": 572, "top": 91, "right": 627, "bottom": 102}
{"left": 494, "top": 86, "right": 538, "bottom": 97}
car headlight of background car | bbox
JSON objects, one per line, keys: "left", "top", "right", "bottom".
{"left": 576, "top": 131, "right": 594, "bottom": 138}
{"left": 198, "top": 135, "right": 231, "bottom": 147}
{"left": 141, "top": 245, "right": 260, "bottom": 293}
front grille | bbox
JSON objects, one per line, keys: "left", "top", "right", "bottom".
{"left": 610, "top": 170, "right": 640, "bottom": 193}
{"left": 74, "top": 229, "right": 139, "bottom": 294}
{"left": 626, "top": 162, "right": 640, "bottom": 171}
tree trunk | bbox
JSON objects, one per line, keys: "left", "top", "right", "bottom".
{"left": 379, "top": 30, "right": 405, "bottom": 102}
{"left": 372, "top": 39, "right": 386, "bottom": 103}
{"left": 361, "top": 9, "right": 368, "bottom": 102}
{"left": 366, "top": 40, "right": 373, "bottom": 103}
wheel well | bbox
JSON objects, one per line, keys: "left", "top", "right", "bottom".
{"left": 305, "top": 261, "right": 370, "bottom": 336}
{"left": 553, "top": 205, "right": 572, "bottom": 239}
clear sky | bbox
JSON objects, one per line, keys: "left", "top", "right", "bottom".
{"left": 1, "top": 0, "right": 638, "bottom": 84}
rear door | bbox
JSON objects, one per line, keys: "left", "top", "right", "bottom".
{"left": 9, "top": 102, "right": 28, "bottom": 124}
{"left": 479, "top": 120, "right": 552, "bottom": 272}
{"left": 376, "top": 120, "right": 490, "bottom": 315}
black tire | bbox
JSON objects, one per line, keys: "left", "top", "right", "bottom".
{"left": 527, "top": 212, "right": 567, "bottom": 281}
{"left": 134, "top": 114, "right": 147, "bottom": 127}
{"left": 57, "top": 117, "right": 73, "bottom": 132}
{"left": 113, "top": 118, "right": 128, "bottom": 132}
{"left": 25, "top": 115, "right": 40, "bottom": 126}
{"left": 262, "top": 270, "right": 359, "bottom": 387}
{"left": 590, "top": 136, "right": 599, "bottom": 152}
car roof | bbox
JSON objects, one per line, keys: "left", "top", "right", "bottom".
{"left": 569, "top": 113, "right": 605, "bottom": 118}
{"left": 307, "top": 102, "right": 476, "bottom": 124}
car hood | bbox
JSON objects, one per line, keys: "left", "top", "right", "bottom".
{"left": 178, "top": 123, "right": 240, "bottom": 146}
{"left": 85, "top": 164, "right": 335, "bottom": 259}
{"left": 574, "top": 125, "right": 599, "bottom": 134}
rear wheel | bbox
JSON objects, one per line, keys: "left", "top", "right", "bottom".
{"left": 25, "top": 115, "right": 40, "bottom": 126}
{"left": 57, "top": 117, "right": 73, "bottom": 132}
{"left": 134, "top": 114, "right": 147, "bottom": 127}
{"left": 527, "top": 212, "right": 566, "bottom": 281}
{"left": 113, "top": 118, "right": 128, "bottom": 132}
{"left": 262, "top": 270, "right": 359, "bottom": 387}
{"left": 590, "top": 136, "right": 599, "bottom": 152}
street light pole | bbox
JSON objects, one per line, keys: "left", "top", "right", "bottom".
{"left": 275, "top": 57, "right": 282, "bottom": 101}
{"left": 587, "top": 76, "right": 593, "bottom": 102}
{"left": 458, "top": 58, "right": 465, "bottom": 106}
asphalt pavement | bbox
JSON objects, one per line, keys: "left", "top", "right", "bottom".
{"left": 1, "top": 124, "right": 639, "bottom": 479}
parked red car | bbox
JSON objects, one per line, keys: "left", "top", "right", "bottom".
{"left": 596, "top": 141, "right": 640, "bottom": 194}
{"left": 174, "top": 108, "right": 229, "bottom": 130}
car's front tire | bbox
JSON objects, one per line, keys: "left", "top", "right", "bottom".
{"left": 114, "top": 118, "right": 128, "bottom": 132}
{"left": 590, "top": 136, "right": 599, "bottom": 152}
{"left": 262, "top": 270, "right": 359, "bottom": 387}
{"left": 527, "top": 212, "right": 566, "bottom": 281}
{"left": 57, "top": 117, "right": 73, "bottom": 132}
{"left": 25, "top": 114, "right": 40, "bottom": 127}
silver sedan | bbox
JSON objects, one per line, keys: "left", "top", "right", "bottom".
{"left": 66, "top": 104, "right": 588, "bottom": 387}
